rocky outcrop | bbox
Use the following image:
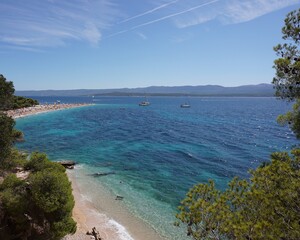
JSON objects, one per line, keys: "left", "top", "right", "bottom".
{"left": 56, "top": 160, "right": 76, "bottom": 169}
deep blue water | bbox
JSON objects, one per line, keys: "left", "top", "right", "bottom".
{"left": 15, "top": 96, "right": 298, "bottom": 239}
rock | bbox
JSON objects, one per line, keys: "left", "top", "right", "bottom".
{"left": 115, "top": 195, "right": 124, "bottom": 200}
{"left": 86, "top": 227, "right": 102, "bottom": 240}
{"left": 56, "top": 160, "right": 76, "bottom": 169}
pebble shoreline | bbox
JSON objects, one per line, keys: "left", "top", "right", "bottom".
{"left": 5, "top": 103, "right": 92, "bottom": 119}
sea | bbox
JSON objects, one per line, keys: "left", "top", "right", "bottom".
{"left": 15, "top": 96, "right": 298, "bottom": 240}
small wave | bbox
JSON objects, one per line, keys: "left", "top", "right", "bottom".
{"left": 73, "top": 164, "right": 85, "bottom": 170}
{"left": 79, "top": 193, "right": 92, "bottom": 202}
{"left": 107, "top": 219, "right": 134, "bottom": 240}
{"left": 176, "top": 150, "right": 194, "bottom": 159}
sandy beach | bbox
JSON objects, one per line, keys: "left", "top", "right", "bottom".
{"left": 6, "top": 103, "right": 92, "bottom": 119}
{"left": 65, "top": 169, "right": 165, "bottom": 240}
{"left": 64, "top": 171, "right": 131, "bottom": 240}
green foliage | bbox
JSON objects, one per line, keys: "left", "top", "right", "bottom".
{"left": 12, "top": 129, "right": 24, "bottom": 142}
{"left": 0, "top": 175, "right": 27, "bottom": 216}
{"left": 176, "top": 150, "right": 300, "bottom": 239}
{"left": 0, "top": 154, "right": 76, "bottom": 239}
{"left": 0, "top": 113, "right": 15, "bottom": 165}
{"left": 277, "top": 99, "right": 300, "bottom": 138}
{"left": 0, "top": 173, "right": 29, "bottom": 238}
{"left": 0, "top": 74, "right": 14, "bottom": 111}
{"left": 25, "top": 152, "right": 65, "bottom": 173}
{"left": 272, "top": 9, "right": 300, "bottom": 139}
{"left": 13, "top": 96, "right": 39, "bottom": 109}
{"left": 0, "top": 173, "right": 24, "bottom": 190}
{"left": 0, "top": 73, "right": 38, "bottom": 110}
{"left": 50, "top": 216, "right": 77, "bottom": 239}
{"left": 5, "top": 149, "right": 28, "bottom": 169}
{"left": 28, "top": 158, "right": 76, "bottom": 239}
{"left": 30, "top": 170, "right": 73, "bottom": 213}
{"left": 273, "top": 9, "right": 300, "bottom": 101}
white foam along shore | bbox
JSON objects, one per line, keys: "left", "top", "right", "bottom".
{"left": 5, "top": 103, "right": 93, "bottom": 119}
{"left": 65, "top": 168, "right": 165, "bottom": 240}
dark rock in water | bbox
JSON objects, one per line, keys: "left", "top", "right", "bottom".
{"left": 90, "top": 171, "right": 116, "bottom": 177}
{"left": 123, "top": 167, "right": 136, "bottom": 171}
{"left": 56, "top": 160, "right": 76, "bottom": 169}
{"left": 115, "top": 195, "right": 124, "bottom": 200}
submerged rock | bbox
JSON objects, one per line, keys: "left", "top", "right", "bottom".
{"left": 89, "top": 171, "right": 116, "bottom": 177}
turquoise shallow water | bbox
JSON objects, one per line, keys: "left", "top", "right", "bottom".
{"left": 16, "top": 97, "right": 298, "bottom": 239}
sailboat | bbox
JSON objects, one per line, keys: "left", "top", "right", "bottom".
{"left": 139, "top": 94, "right": 150, "bottom": 106}
{"left": 180, "top": 103, "right": 190, "bottom": 108}
{"left": 180, "top": 96, "right": 190, "bottom": 108}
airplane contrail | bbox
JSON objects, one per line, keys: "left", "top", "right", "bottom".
{"left": 130, "top": 0, "right": 220, "bottom": 30}
{"left": 119, "top": 0, "right": 180, "bottom": 24}
{"left": 105, "top": 0, "right": 219, "bottom": 39}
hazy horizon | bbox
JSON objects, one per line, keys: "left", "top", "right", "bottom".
{"left": 15, "top": 82, "right": 272, "bottom": 92}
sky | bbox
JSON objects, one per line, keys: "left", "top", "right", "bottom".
{"left": 0, "top": 0, "right": 300, "bottom": 90}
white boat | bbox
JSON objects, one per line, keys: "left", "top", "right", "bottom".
{"left": 139, "top": 101, "right": 150, "bottom": 106}
{"left": 180, "top": 103, "right": 190, "bottom": 108}
{"left": 139, "top": 95, "right": 150, "bottom": 106}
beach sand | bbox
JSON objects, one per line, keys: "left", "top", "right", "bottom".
{"left": 64, "top": 171, "right": 124, "bottom": 240}
{"left": 6, "top": 103, "right": 92, "bottom": 119}
{"left": 65, "top": 169, "right": 165, "bottom": 240}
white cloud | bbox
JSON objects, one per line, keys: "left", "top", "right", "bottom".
{"left": 173, "top": 0, "right": 300, "bottom": 28}
{"left": 0, "top": 0, "right": 119, "bottom": 48}
{"left": 83, "top": 23, "right": 102, "bottom": 45}
{"left": 1, "top": 0, "right": 299, "bottom": 47}
{"left": 224, "top": 0, "right": 299, "bottom": 24}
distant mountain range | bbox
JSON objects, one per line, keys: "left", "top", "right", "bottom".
{"left": 16, "top": 84, "right": 275, "bottom": 97}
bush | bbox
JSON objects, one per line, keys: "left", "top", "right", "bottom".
{"left": 0, "top": 173, "right": 23, "bottom": 190}
{"left": 30, "top": 170, "right": 74, "bottom": 213}
{"left": 0, "top": 153, "right": 76, "bottom": 239}
{"left": 25, "top": 152, "right": 65, "bottom": 173}
{"left": 0, "top": 114, "right": 14, "bottom": 165}
{"left": 13, "top": 96, "right": 39, "bottom": 109}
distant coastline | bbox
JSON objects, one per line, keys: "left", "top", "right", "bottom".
{"left": 15, "top": 83, "right": 275, "bottom": 97}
